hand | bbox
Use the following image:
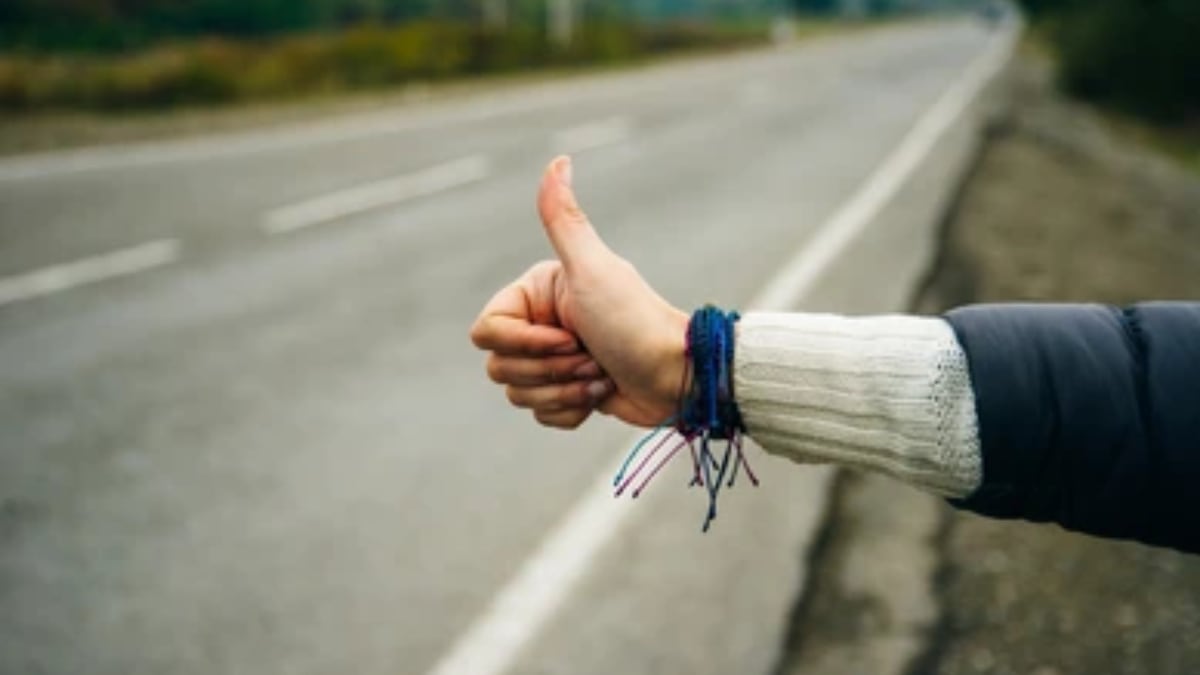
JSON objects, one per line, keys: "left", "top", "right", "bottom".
{"left": 470, "top": 156, "right": 689, "bottom": 429}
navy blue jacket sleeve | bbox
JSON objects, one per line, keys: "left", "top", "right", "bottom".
{"left": 943, "top": 303, "right": 1200, "bottom": 553}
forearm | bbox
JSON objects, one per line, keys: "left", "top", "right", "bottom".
{"left": 733, "top": 304, "right": 1200, "bottom": 554}
{"left": 734, "top": 312, "right": 982, "bottom": 498}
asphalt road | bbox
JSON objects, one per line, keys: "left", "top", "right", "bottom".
{"left": 0, "top": 20, "right": 997, "bottom": 675}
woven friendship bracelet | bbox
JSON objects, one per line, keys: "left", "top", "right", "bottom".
{"left": 613, "top": 305, "right": 758, "bottom": 531}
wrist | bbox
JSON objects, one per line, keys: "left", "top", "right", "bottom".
{"left": 651, "top": 306, "right": 691, "bottom": 416}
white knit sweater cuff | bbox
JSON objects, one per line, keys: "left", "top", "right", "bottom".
{"left": 734, "top": 312, "right": 982, "bottom": 498}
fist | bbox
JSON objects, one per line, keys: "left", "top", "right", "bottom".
{"left": 470, "top": 157, "right": 688, "bottom": 429}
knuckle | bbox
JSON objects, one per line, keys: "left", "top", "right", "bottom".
{"left": 544, "top": 360, "right": 564, "bottom": 384}
{"left": 505, "top": 386, "right": 527, "bottom": 408}
{"left": 530, "top": 259, "right": 560, "bottom": 276}
{"left": 563, "top": 205, "right": 587, "bottom": 224}
{"left": 485, "top": 355, "right": 506, "bottom": 384}
{"left": 535, "top": 410, "right": 583, "bottom": 430}
{"left": 539, "top": 384, "right": 576, "bottom": 411}
{"left": 469, "top": 320, "right": 492, "bottom": 349}
{"left": 543, "top": 386, "right": 571, "bottom": 410}
{"left": 567, "top": 382, "right": 592, "bottom": 406}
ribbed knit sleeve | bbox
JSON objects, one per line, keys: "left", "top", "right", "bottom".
{"left": 734, "top": 312, "right": 982, "bottom": 498}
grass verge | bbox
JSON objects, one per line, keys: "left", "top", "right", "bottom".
{"left": 0, "top": 19, "right": 859, "bottom": 157}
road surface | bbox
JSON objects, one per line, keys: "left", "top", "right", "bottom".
{"left": 0, "top": 19, "right": 1002, "bottom": 675}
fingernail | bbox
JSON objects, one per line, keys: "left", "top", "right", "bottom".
{"left": 586, "top": 380, "right": 611, "bottom": 400}
{"left": 555, "top": 156, "right": 573, "bottom": 187}
{"left": 554, "top": 341, "right": 578, "bottom": 355}
{"left": 574, "top": 361, "right": 602, "bottom": 378}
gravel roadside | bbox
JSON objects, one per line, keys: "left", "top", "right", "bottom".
{"left": 777, "top": 53, "right": 1200, "bottom": 675}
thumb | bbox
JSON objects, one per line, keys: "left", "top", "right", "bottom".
{"left": 537, "top": 156, "right": 611, "bottom": 272}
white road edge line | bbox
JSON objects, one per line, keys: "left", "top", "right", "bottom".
{"left": 423, "top": 25, "right": 1017, "bottom": 675}
{"left": 552, "top": 117, "right": 633, "bottom": 155}
{"left": 262, "top": 155, "right": 491, "bottom": 235}
{"left": 753, "top": 31, "right": 1014, "bottom": 309}
{"left": 0, "top": 239, "right": 181, "bottom": 308}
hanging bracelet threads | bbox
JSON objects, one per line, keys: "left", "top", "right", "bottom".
{"left": 612, "top": 306, "right": 758, "bottom": 532}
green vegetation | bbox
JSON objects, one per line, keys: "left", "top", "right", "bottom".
{"left": 1019, "top": 0, "right": 1199, "bottom": 125}
{"left": 0, "top": 1, "right": 786, "bottom": 53}
{"left": 0, "top": 22, "right": 768, "bottom": 112}
{"left": 0, "top": 2, "right": 783, "bottom": 112}
{"left": 0, "top": 21, "right": 768, "bottom": 112}
{"left": 1104, "top": 112, "right": 1200, "bottom": 175}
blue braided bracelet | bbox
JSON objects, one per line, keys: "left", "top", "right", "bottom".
{"left": 612, "top": 305, "right": 757, "bottom": 532}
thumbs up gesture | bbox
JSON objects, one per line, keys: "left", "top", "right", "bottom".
{"left": 470, "top": 156, "right": 688, "bottom": 429}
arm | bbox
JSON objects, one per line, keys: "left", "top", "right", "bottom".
{"left": 944, "top": 303, "right": 1200, "bottom": 553}
{"left": 736, "top": 304, "right": 1200, "bottom": 553}
{"left": 470, "top": 157, "right": 1199, "bottom": 553}
{"left": 734, "top": 312, "right": 981, "bottom": 499}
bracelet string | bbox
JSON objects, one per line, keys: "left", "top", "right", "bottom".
{"left": 612, "top": 305, "right": 757, "bottom": 531}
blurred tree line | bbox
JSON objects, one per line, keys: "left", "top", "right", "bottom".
{"left": 791, "top": 0, "right": 899, "bottom": 14}
{"left": 12, "top": 0, "right": 1192, "bottom": 127}
{"left": 792, "top": 0, "right": 977, "bottom": 15}
{"left": 0, "top": 0, "right": 785, "bottom": 53}
{"left": 0, "top": 0, "right": 444, "bottom": 52}
{"left": 0, "top": 0, "right": 784, "bottom": 111}
{"left": 1019, "top": 0, "right": 1199, "bottom": 124}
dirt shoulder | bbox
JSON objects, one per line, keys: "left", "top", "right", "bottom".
{"left": 915, "top": 52, "right": 1200, "bottom": 675}
{"left": 777, "top": 54, "right": 1200, "bottom": 675}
